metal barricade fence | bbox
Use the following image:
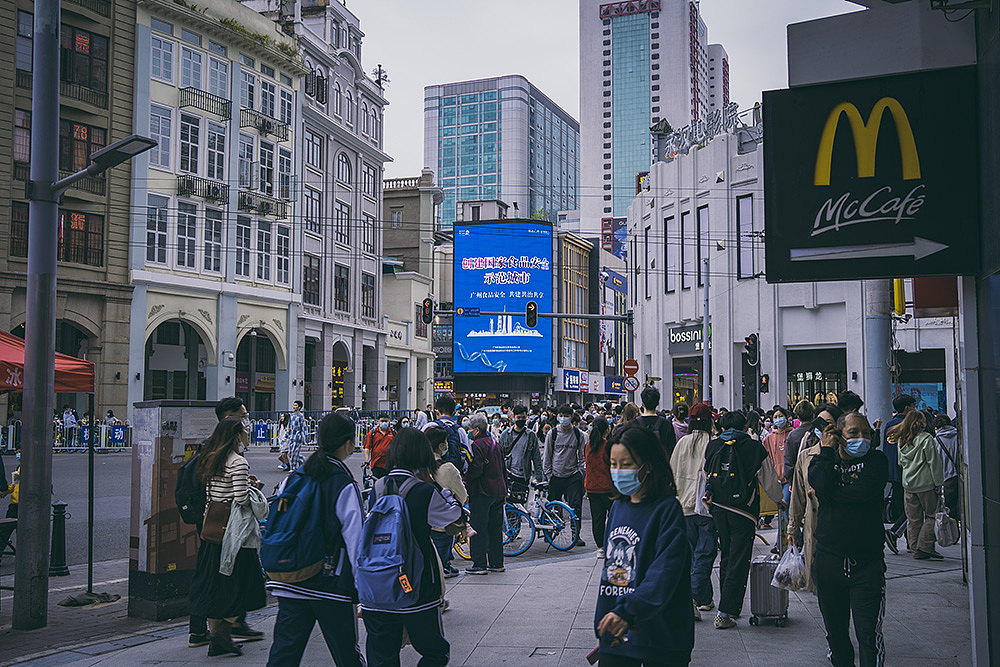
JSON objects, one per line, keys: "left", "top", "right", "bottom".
{"left": 247, "top": 410, "right": 413, "bottom": 454}
{"left": 50, "top": 422, "right": 131, "bottom": 453}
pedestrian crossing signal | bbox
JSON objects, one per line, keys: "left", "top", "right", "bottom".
{"left": 760, "top": 374, "right": 770, "bottom": 394}
{"left": 526, "top": 301, "right": 538, "bottom": 328}
{"left": 421, "top": 298, "right": 434, "bottom": 325}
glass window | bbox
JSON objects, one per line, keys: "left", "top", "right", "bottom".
{"left": 303, "top": 256, "right": 321, "bottom": 306}
{"left": 208, "top": 39, "right": 226, "bottom": 56}
{"left": 737, "top": 194, "right": 755, "bottom": 279}
{"left": 149, "top": 105, "right": 171, "bottom": 168}
{"left": 276, "top": 224, "right": 290, "bottom": 284}
{"left": 256, "top": 219, "right": 272, "bottom": 281}
{"left": 304, "top": 129, "right": 322, "bottom": 169}
{"left": 180, "top": 28, "right": 201, "bottom": 46}
{"left": 206, "top": 122, "right": 226, "bottom": 181}
{"left": 59, "top": 210, "right": 103, "bottom": 266}
{"left": 10, "top": 202, "right": 28, "bottom": 257}
{"left": 334, "top": 82, "right": 342, "bottom": 116}
{"left": 440, "top": 106, "right": 456, "bottom": 126}
{"left": 481, "top": 102, "right": 498, "bottom": 122}
{"left": 681, "top": 210, "right": 692, "bottom": 290}
{"left": 151, "top": 17, "right": 173, "bottom": 35}
{"left": 460, "top": 104, "right": 478, "bottom": 124}
{"left": 279, "top": 88, "right": 293, "bottom": 125}
{"left": 146, "top": 194, "right": 169, "bottom": 264}
{"left": 278, "top": 148, "right": 291, "bottom": 200}
{"left": 335, "top": 200, "right": 350, "bottom": 244}
{"left": 303, "top": 186, "right": 322, "bottom": 234}
{"left": 239, "top": 53, "right": 254, "bottom": 68}
{"left": 260, "top": 79, "right": 276, "bottom": 118}
{"left": 391, "top": 209, "right": 402, "bottom": 228}
{"left": 179, "top": 113, "right": 200, "bottom": 174}
{"left": 240, "top": 71, "right": 255, "bottom": 109}
{"left": 17, "top": 11, "right": 33, "bottom": 71}
{"left": 238, "top": 133, "right": 254, "bottom": 188}
{"left": 176, "top": 201, "right": 197, "bottom": 268}
{"left": 334, "top": 265, "right": 350, "bottom": 312}
{"left": 151, "top": 35, "right": 173, "bottom": 82}
{"left": 180, "top": 46, "right": 202, "bottom": 89}
{"left": 258, "top": 141, "right": 274, "bottom": 195}
{"left": 235, "top": 216, "right": 251, "bottom": 277}
{"left": 362, "top": 163, "right": 379, "bottom": 197}
{"left": 697, "top": 205, "right": 709, "bottom": 286}
{"left": 361, "top": 102, "right": 369, "bottom": 134}
{"left": 14, "top": 110, "right": 30, "bottom": 163}
{"left": 336, "top": 153, "right": 351, "bottom": 184}
{"left": 208, "top": 57, "right": 228, "bottom": 98}
{"left": 362, "top": 213, "right": 376, "bottom": 254}
{"left": 361, "top": 273, "right": 375, "bottom": 318}
{"left": 61, "top": 26, "right": 109, "bottom": 93}
{"left": 345, "top": 91, "right": 353, "bottom": 124}
{"left": 260, "top": 63, "right": 275, "bottom": 78}
{"left": 59, "top": 120, "right": 105, "bottom": 172}
{"left": 204, "top": 207, "right": 222, "bottom": 272}
{"left": 415, "top": 305, "right": 427, "bottom": 338}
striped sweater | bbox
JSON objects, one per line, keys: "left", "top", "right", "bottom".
{"left": 207, "top": 452, "right": 250, "bottom": 504}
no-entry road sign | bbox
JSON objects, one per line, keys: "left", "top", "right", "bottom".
{"left": 623, "top": 359, "right": 639, "bottom": 376}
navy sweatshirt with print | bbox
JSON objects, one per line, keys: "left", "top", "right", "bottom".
{"left": 594, "top": 495, "right": 694, "bottom": 664}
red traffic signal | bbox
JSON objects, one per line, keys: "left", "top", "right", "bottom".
{"left": 421, "top": 298, "right": 434, "bottom": 325}
{"left": 526, "top": 301, "right": 538, "bottom": 328}
{"left": 744, "top": 333, "right": 759, "bottom": 367}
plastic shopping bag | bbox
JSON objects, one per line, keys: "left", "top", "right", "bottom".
{"left": 771, "top": 544, "right": 808, "bottom": 591}
{"left": 935, "top": 498, "right": 960, "bottom": 548}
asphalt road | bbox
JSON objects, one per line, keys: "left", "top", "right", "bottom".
{"left": 0, "top": 447, "right": 595, "bottom": 575}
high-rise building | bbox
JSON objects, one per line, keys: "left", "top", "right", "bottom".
{"left": 423, "top": 75, "right": 580, "bottom": 229}
{"left": 707, "top": 43, "right": 730, "bottom": 114}
{"left": 580, "top": 0, "right": 728, "bottom": 236}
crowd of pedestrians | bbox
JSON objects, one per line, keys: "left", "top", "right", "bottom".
{"left": 171, "top": 385, "right": 962, "bottom": 667}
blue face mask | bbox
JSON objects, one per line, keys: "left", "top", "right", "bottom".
{"left": 611, "top": 466, "right": 646, "bottom": 496}
{"left": 773, "top": 416, "right": 788, "bottom": 429}
{"left": 844, "top": 438, "right": 871, "bottom": 458}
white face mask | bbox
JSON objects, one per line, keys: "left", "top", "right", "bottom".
{"left": 557, "top": 416, "right": 571, "bottom": 427}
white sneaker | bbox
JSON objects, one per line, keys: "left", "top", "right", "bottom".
{"left": 595, "top": 548, "right": 605, "bottom": 558}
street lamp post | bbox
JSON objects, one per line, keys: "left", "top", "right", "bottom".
{"left": 14, "top": 0, "right": 155, "bottom": 626}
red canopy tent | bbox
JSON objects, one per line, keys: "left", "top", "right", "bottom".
{"left": 0, "top": 328, "right": 95, "bottom": 393}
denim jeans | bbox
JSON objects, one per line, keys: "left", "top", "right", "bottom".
{"left": 430, "top": 530, "right": 454, "bottom": 571}
{"left": 685, "top": 514, "right": 717, "bottom": 607}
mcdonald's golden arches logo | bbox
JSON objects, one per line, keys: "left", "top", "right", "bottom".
{"left": 813, "top": 97, "right": 921, "bottom": 187}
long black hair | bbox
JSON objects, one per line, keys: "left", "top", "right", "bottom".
{"left": 387, "top": 427, "right": 436, "bottom": 472}
{"left": 589, "top": 417, "right": 610, "bottom": 454}
{"left": 302, "top": 412, "right": 355, "bottom": 481}
{"left": 198, "top": 417, "right": 246, "bottom": 485}
{"left": 608, "top": 424, "right": 677, "bottom": 500}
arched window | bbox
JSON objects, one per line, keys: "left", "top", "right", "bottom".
{"left": 334, "top": 82, "right": 342, "bottom": 116}
{"left": 361, "top": 102, "right": 369, "bottom": 134}
{"left": 345, "top": 91, "right": 353, "bottom": 124}
{"left": 337, "top": 153, "right": 351, "bottom": 184}
{"left": 372, "top": 109, "right": 379, "bottom": 141}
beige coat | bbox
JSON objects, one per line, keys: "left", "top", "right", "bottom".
{"left": 670, "top": 431, "right": 711, "bottom": 516}
{"left": 787, "top": 441, "right": 821, "bottom": 593}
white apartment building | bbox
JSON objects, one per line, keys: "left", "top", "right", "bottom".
{"left": 626, "top": 120, "right": 957, "bottom": 413}
{"left": 128, "top": 0, "right": 307, "bottom": 415}
{"left": 580, "top": 0, "right": 729, "bottom": 237}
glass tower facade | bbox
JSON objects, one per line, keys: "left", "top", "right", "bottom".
{"left": 612, "top": 13, "right": 651, "bottom": 218}
{"left": 426, "top": 76, "right": 579, "bottom": 228}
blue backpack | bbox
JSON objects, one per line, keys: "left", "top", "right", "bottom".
{"left": 356, "top": 476, "right": 424, "bottom": 610}
{"left": 434, "top": 418, "right": 471, "bottom": 473}
{"left": 260, "top": 471, "right": 326, "bottom": 583}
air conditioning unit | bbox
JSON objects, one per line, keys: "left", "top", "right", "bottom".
{"left": 258, "top": 200, "right": 273, "bottom": 215}
{"left": 207, "top": 184, "right": 225, "bottom": 201}
{"left": 178, "top": 177, "right": 196, "bottom": 195}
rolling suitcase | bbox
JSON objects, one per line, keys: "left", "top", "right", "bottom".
{"left": 749, "top": 553, "right": 788, "bottom": 626}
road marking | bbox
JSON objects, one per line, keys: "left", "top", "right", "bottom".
{"left": 0, "top": 577, "right": 128, "bottom": 601}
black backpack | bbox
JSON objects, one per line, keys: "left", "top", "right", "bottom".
{"left": 705, "top": 437, "right": 757, "bottom": 509}
{"left": 175, "top": 452, "right": 206, "bottom": 525}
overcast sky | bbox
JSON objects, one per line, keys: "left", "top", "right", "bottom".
{"left": 349, "top": 0, "right": 862, "bottom": 179}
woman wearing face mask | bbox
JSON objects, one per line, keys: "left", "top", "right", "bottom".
{"left": 808, "top": 412, "right": 889, "bottom": 667}
{"left": 762, "top": 407, "right": 793, "bottom": 493}
{"left": 594, "top": 425, "right": 694, "bottom": 667}
{"left": 489, "top": 416, "right": 504, "bottom": 442}
{"left": 190, "top": 417, "right": 267, "bottom": 657}
{"left": 363, "top": 414, "right": 395, "bottom": 480}
{"left": 265, "top": 412, "right": 366, "bottom": 667}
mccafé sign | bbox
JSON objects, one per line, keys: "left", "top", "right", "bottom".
{"left": 763, "top": 67, "right": 979, "bottom": 283}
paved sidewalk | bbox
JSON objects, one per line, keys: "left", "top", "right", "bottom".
{"left": 2, "top": 531, "right": 971, "bottom": 666}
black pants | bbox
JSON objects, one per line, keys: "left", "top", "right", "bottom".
{"left": 0, "top": 502, "right": 17, "bottom": 554}
{"left": 363, "top": 606, "right": 449, "bottom": 667}
{"left": 372, "top": 466, "right": 389, "bottom": 479}
{"left": 589, "top": 492, "right": 613, "bottom": 548}
{"left": 943, "top": 477, "right": 962, "bottom": 523}
{"left": 266, "top": 596, "right": 363, "bottom": 667}
{"left": 187, "top": 525, "right": 244, "bottom": 636}
{"left": 549, "top": 472, "right": 584, "bottom": 536}
{"left": 888, "top": 481, "right": 907, "bottom": 540}
{"left": 598, "top": 654, "right": 688, "bottom": 667}
{"left": 712, "top": 509, "right": 756, "bottom": 617}
{"left": 813, "top": 551, "right": 886, "bottom": 667}
{"left": 468, "top": 495, "right": 504, "bottom": 569}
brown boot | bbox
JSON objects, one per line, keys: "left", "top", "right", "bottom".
{"left": 208, "top": 620, "right": 243, "bottom": 657}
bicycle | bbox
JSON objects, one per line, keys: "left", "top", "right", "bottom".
{"left": 453, "top": 480, "right": 579, "bottom": 559}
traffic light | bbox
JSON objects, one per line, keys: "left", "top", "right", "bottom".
{"left": 526, "top": 300, "right": 538, "bottom": 328}
{"left": 760, "top": 374, "right": 769, "bottom": 394}
{"left": 744, "top": 333, "right": 759, "bottom": 367}
{"left": 421, "top": 298, "right": 434, "bottom": 325}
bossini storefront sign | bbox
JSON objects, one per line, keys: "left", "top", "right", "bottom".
{"left": 762, "top": 67, "right": 979, "bottom": 283}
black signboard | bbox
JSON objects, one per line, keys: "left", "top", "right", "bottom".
{"left": 763, "top": 67, "right": 979, "bottom": 283}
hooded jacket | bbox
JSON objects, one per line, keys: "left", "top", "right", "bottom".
{"left": 934, "top": 425, "right": 960, "bottom": 481}
{"left": 898, "top": 431, "right": 944, "bottom": 493}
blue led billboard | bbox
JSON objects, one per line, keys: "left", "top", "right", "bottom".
{"left": 453, "top": 221, "right": 553, "bottom": 374}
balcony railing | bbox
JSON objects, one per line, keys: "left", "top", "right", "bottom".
{"left": 180, "top": 87, "right": 232, "bottom": 120}
{"left": 16, "top": 70, "right": 32, "bottom": 89}
{"left": 59, "top": 169, "right": 105, "bottom": 196}
{"left": 177, "top": 174, "right": 229, "bottom": 204}
{"left": 384, "top": 177, "right": 420, "bottom": 190}
{"left": 61, "top": 81, "right": 107, "bottom": 109}
{"left": 65, "top": 0, "right": 111, "bottom": 17}
{"left": 240, "top": 108, "right": 290, "bottom": 142}
{"left": 13, "top": 161, "right": 29, "bottom": 182}
{"left": 237, "top": 190, "right": 288, "bottom": 219}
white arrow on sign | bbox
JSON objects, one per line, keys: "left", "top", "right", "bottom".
{"left": 789, "top": 237, "right": 949, "bottom": 263}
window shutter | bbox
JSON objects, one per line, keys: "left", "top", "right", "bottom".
{"left": 305, "top": 71, "right": 316, "bottom": 97}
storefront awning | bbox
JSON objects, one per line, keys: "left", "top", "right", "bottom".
{"left": 0, "top": 328, "right": 95, "bottom": 393}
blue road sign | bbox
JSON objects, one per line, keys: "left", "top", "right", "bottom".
{"left": 82, "top": 426, "right": 90, "bottom": 444}
{"left": 254, "top": 423, "right": 269, "bottom": 443}
{"left": 457, "top": 307, "right": 481, "bottom": 317}
{"left": 111, "top": 425, "right": 126, "bottom": 445}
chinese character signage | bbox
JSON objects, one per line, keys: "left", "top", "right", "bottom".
{"left": 453, "top": 221, "right": 553, "bottom": 374}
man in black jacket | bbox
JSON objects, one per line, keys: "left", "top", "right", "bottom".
{"left": 783, "top": 400, "right": 815, "bottom": 483}
{"left": 632, "top": 386, "right": 677, "bottom": 459}
{"left": 809, "top": 412, "right": 888, "bottom": 667}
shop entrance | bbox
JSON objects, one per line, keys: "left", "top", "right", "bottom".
{"left": 671, "top": 357, "right": 703, "bottom": 407}
{"left": 786, "top": 348, "right": 847, "bottom": 408}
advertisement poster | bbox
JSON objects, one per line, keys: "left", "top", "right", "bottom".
{"left": 895, "top": 382, "right": 945, "bottom": 412}
{"left": 453, "top": 221, "right": 553, "bottom": 374}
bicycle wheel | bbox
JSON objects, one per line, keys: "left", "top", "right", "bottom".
{"left": 453, "top": 532, "right": 472, "bottom": 560}
{"left": 540, "top": 500, "right": 579, "bottom": 551}
{"left": 502, "top": 504, "right": 534, "bottom": 557}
